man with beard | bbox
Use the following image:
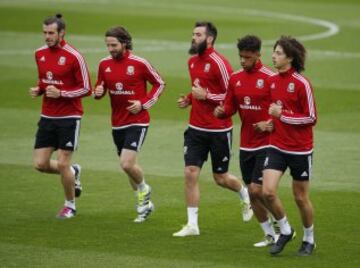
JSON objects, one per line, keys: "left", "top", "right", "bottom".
{"left": 30, "top": 14, "right": 91, "bottom": 219}
{"left": 173, "top": 22, "right": 252, "bottom": 237}
{"left": 93, "top": 26, "right": 165, "bottom": 223}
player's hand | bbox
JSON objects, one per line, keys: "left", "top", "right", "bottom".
{"left": 94, "top": 83, "right": 105, "bottom": 97}
{"left": 29, "top": 86, "right": 41, "bottom": 98}
{"left": 269, "top": 103, "right": 282, "bottom": 118}
{"left": 177, "top": 94, "right": 190, "bottom": 108}
{"left": 191, "top": 86, "right": 207, "bottom": 100}
{"left": 253, "top": 119, "right": 274, "bottom": 132}
{"left": 45, "top": 85, "right": 61, "bottom": 98}
{"left": 127, "top": 100, "right": 142, "bottom": 114}
{"left": 214, "top": 102, "right": 226, "bottom": 118}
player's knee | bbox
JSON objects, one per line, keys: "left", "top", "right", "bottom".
{"left": 57, "top": 160, "right": 70, "bottom": 172}
{"left": 34, "top": 161, "right": 48, "bottom": 172}
{"left": 120, "top": 159, "right": 134, "bottom": 173}
{"left": 262, "top": 188, "right": 276, "bottom": 203}
{"left": 249, "top": 185, "right": 262, "bottom": 201}
{"left": 294, "top": 193, "right": 308, "bottom": 207}
{"left": 184, "top": 166, "right": 198, "bottom": 184}
{"left": 213, "top": 173, "right": 226, "bottom": 186}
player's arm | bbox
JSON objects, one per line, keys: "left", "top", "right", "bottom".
{"left": 139, "top": 61, "right": 166, "bottom": 110}
{"left": 269, "top": 83, "right": 317, "bottom": 126}
{"left": 93, "top": 64, "right": 107, "bottom": 100}
{"left": 59, "top": 55, "right": 92, "bottom": 98}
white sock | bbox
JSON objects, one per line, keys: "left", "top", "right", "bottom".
{"left": 239, "top": 185, "right": 250, "bottom": 204}
{"left": 260, "top": 219, "right": 275, "bottom": 237}
{"left": 187, "top": 207, "right": 198, "bottom": 226}
{"left": 65, "top": 200, "right": 75, "bottom": 210}
{"left": 137, "top": 180, "right": 147, "bottom": 192}
{"left": 70, "top": 166, "right": 75, "bottom": 176}
{"left": 303, "top": 225, "right": 314, "bottom": 244}
{"left": 278, "top": 216, "right": 292, "bottom": 235}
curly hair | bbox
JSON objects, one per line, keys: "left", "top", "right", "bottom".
{"left": 274, "top": 36, "right": 306, "bottom": 73}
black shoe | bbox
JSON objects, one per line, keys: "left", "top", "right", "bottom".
{"left": 297, "top": 241, "right": 315, "bottom": 256}
{"left": 269, "top": 228, "right": 296, "bottom": 255}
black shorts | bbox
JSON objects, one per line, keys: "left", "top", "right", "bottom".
{"left": 34, "top": 117, "right": 81, "bottom": 151}
{"left": 112, "top": 126, "right": 148, "bottom": 155}
{"left": 184, "top": 127, "right": 232, "bottom": 174}
{"left": 264, "top": 147, "right": 313, "bottom": 181}
{"left": 240, "top": 148, "right": 267, "bottom": 185}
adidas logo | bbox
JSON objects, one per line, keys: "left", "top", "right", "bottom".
{"left": 40, "top": 56, "right": 45, "bottom": 62}
{"left": 217, "top": 167, "right": 222, "bottom": 171}
{"left": 236, "top": 80, "right": 241, "bottom": 87}
{"left": 65, "top": 141, "right": 73, "bottom": 147}
{"left": 301, "top": 171, "right": 308, "bottom": 177}
{"left": 105, "top": 67, "right": 111, "bottom": 72}
{"left": 258, "top": 177, "right": 263, "bottom": 181}
{"left": 131, "top": 142, "right": 137, "bottom": 147}
{"left": 222, "top": 156, "right": 228, "bottom": 162}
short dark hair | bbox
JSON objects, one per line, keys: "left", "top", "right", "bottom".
{"left": 105, "top": 26, "right": 133, "bottom": 50}
{"left": 194, "top": 21, "right": 217, "bottom": 44}
{"left": 274, "top": 36, "right": 306, "bottom": 73}
{"left": 237, "top": 35, "right": 261, "bottom": 52}
{"left": 43, "top": 13, "right": 66, "bottom": 32}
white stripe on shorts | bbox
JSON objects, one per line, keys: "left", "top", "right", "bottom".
{"left": 73, "top": 119, "right": 81, "bottom": 150}
{"left": 137, "top": 128, "right": 146, "bottom": 152}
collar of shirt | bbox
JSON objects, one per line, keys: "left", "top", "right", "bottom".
{"left": 279, "top": 67, "right": 295, "bottom": 77}
{"left": 246, "top": 60, "right": 263, "bottom": 74}
{"left": 198, "top": 47, "right": 215, "bottom": 58}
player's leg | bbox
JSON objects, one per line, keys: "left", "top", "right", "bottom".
{"left": 263, "top": 149, "right": 295, "bottom": 255}
{"left": 290, "top": 153, "right": 315, "bottom": 256}
{"left": 173, "top": 128, "right": 207, "bottom": 237}
{"left": 118, "top": 126, "right": 153, "bottom": 223}
{"left": 55, "top": 119, "right": 81, "bottom": 219}
{"left": 33, "top": 118, "right": 59, "bottom": 173}
{"left": 210, "top": 131, "right": 252, "bottom": 222}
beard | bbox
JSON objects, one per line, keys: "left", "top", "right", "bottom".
{"left": 111, "top": 49, "right": 124, "bottom": 60}
{"left": 188, "top": 39, "right": 207, "bottom": 55}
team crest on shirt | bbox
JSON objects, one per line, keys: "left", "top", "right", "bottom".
{"left": 204, "top": 63, "right": 211, "bottom": 72}
{"left": 287, "top": 82, "right": 295, "bottom": 93}
{"left": 46, "top": 71, "right": 53, "bottom": 80}
{"left": 270, "top": 83, "right": 275, "bottom": 89}
{"left": 40, "top": 56, "right": 45, "bottom": 62}
{"left": 126, "top": 65, "right": 135, "bottom": 75}
{"left": 115, "top": 82, "right": 123, "bottom": 91}
{"left": 256, "top": 79, "right": 264, "bottom": 89}
{"left": 235, "top": 80, "right": 241, "bottom": 87}
{"left": 244, "top": 96, "right": 251, "bottom": 105}
{"left": 58, "top": 56, "right": 66, "bottom": 65}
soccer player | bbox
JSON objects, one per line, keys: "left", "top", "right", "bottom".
{"left": 30, "top": 14, "right": 91, "bottom": 219}
{"left": 173, "top": 22, "right": 252, "bottom": 237}
{"left": 93, "top": 26, "right": 165, "bottom": 223}
{"left": 214, "top": 35, "right": 280, "bottom": 247}
{"left": 263, "top": 36, "right": 317, "bottom": 256}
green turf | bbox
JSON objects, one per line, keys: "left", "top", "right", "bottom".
{"left": 0, "top": 0, "right": 359, "bottom": 267}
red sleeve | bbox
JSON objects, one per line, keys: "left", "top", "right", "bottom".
{"left": 205, "top": 58, "right": 233, "bottom": 105}
{"left": 94, "top": 63, "right": 107, "bottom": 100}
{"left": 280, "top": 80, "right": 317, "bottom": 126}
{"left": 60, "top": 55, "right": 92, "bottom": 98}
{"left": 222, "top": 78, "right": 237, "bottom": 117}
{"left": 35, "top": 54, "right": 45, "bottom": 95}
{"left": 139, "top": 60, "right": 165, "bottom": 110}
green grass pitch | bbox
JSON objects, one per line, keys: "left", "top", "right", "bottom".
{"left": 0, "top": 0, "right": 359, "bottom": 267}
